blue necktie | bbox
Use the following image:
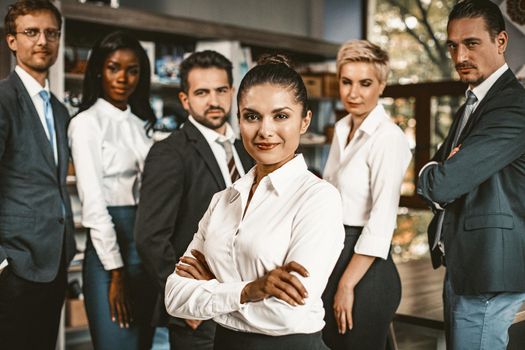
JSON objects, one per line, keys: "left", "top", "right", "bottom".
{"left": 39, "top": 90, "right": 57, "bottom": 164}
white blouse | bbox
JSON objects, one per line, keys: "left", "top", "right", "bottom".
{"left": 165, "top": 155, "right": 345, "bottom": 336}
{"left": 323, "top": 104, "right": 411, "bottom": 260}
{"left": 68, "top": 98, "right": 153, "bottom": 270}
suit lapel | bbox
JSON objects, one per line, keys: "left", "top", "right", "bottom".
{"left": 457, "top": 69, "right": 514, "bottom": 146}
{"left": 234, "top": 139, "right": 253, "bottom": 172}
{"left": 183, "top": 122, "right": 226, "bottom": 188}
{"left": 440, "top": 106, "right": 465, "bottom": 161}
{"left": 51, "top": 96, "right": 69, "bottom": 182}
{"left": 11, "top": 73, "right": 56, "bottom": 171}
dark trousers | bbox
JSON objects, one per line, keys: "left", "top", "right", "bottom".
{"left": 322, "top": 226, "right": 401, "bottom": 350}
{"left": 83, "top": 206, "right": 157, "bottom": 350}
{"left": 0, "top": 253, "right": 67, "bottom": 350}
{"left": 214, "top": 325, "right": 329, "bottom": 350}
{"left": 169, "top": 319, "right": 216, "bottom": 350}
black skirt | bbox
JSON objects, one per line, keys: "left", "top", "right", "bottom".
{"left": 214, "top": 325, "right": 329, "bottom": 350}
{"left": 322, "top": 225, "right": 401, "bottom": 350}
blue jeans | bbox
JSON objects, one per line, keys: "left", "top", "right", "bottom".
{"left": 444, "top": 272, "right": 525, "bottom": 350}
{"left": 83, "top": 206, "right": 157, "bottom": 350}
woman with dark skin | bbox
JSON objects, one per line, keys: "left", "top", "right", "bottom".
{"left": 68, "top": 31, "right": 157, "bottom": 350}
{"left": 164, "top": 55, "right": 345, "bottom": 350}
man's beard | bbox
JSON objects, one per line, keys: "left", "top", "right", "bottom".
{"left": 191, "top": 106, "right": 230, "bottom": 130}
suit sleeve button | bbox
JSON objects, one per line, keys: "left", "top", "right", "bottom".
{"left": 58, "top": 218, "right": 65, "bottom": 224}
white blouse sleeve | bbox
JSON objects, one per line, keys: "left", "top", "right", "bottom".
{"left": 165, "top": 193, "right": 249, "bottom": 319}
{"left": 69, "top": 115, "right": 123, "bottom": 270}
{"left": 354, "top": 128, "right": 412, "bottom": 259}
{"left": 232, "top": 183, "right": 345, "bottom": 333}
{"left": 165, "top": 184, "right": 345, "bottom": 334}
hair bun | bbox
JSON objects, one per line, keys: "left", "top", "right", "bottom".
{"left": 256, "top": 54, "right": 293, "bottom": 68}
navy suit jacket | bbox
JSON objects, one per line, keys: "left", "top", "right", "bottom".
{"left": 134, "top": 120, "right": 253, "bottom": 325}
{"left": 418, "top": 69, "right": 525, "bottom": 294}
{"left": 0, "top": 72, "right": 76, "bottom": 282}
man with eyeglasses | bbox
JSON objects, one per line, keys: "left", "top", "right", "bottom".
{"left": 0, "top": 1, "right": 76, "bottom": 349}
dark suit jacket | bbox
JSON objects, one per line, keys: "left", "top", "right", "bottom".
{"left": 134, "top": 120, "right": 253, "bottom": 326}
{"left": 418, "top": 69, "right": 525, "bottom": 295}
{"left": 0, "top": 72, "right": 76, "bottom": 283}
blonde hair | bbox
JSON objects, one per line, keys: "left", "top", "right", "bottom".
{"left": 336, "top": 40, "right": 390, "bottom": 83}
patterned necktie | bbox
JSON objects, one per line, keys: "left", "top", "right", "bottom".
{"left": 433, "top": 90, "right": 478, "bottom": 251}
{"left": 452, "top": 90, "right": 478, "bottom": 147}
{"left": 217, "top": 138, "right": 240, "bottom": 183}
{"left": 39, "top": 90, "right": 57, "bottom": 164}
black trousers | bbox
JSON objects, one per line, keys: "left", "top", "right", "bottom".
{"left": 322, "top": 226, "right": 401, "bottom": 350}
{"left": 214, "top": 325, "right": 329, "bottom": 350}
{"left": 168, "top": 319, "right": 216, "bottom": 350}
{"left": 0, "top": 255, "right": 67, "bottom": 350}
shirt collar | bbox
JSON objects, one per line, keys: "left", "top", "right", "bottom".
{"left": 188, "top": 115, "right": 235, "bottom": 144}
{"left": 95, "top": 98, "right": 131, "bottom": 121}
{"left": 15, "top": 65, "right": 50, "bottom": 98}
{"left": 470, "top": 63, "right": 508, "bottom": 103}
{"left": 358, "top": 104, "right": 387, "bottom": 135}
{"left": 233, "top": 154, "right": 308, "bottom": 197}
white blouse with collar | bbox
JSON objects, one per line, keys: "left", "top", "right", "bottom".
{"left": 68, "top": 98, "right": 153, "bottom": 270}
{"left": 323, "top": 104, "right": 411, "bottom": 260}
{"left": 165, "top": 154, "right": 345, "bottom": 336}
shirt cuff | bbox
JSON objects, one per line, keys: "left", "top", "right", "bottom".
{"left": 418, "top": 161, "right": 444, "bottom": 210}
{"left": 0, "top": 259, "right": 8, "bottom": 272}
{"left": 354, "top": 229, "right": 391, "bottom": 260}
{"left": 206, "top": 280, "right": 250, "bottom": 315}
{"left": 418, "top": 161, "right": 439, "bottom": 177}
{"left": 99, "top": 252, "right": 124, "bottom": 271}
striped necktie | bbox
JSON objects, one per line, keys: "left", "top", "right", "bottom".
{"left": 39, "top": 90, "right": 57, "bottom": 164}
{"left": 217, "top": 138, "right": 240, "bottom": 183}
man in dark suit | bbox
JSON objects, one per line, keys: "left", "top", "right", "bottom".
{"left": 135, "top": 50, "right": 253, "bottom": 350}
{"left": 417, "top": 0, "right": 525, "bottom": 349}
{"left": 0, "top": 1, "right": 76, "bottom": 349}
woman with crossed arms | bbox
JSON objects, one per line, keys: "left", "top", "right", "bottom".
{"left": 164, "top": 55, "right": 345, "bottom": 350}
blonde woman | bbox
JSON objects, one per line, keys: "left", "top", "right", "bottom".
{"left": 322, "top": 40, "right": 411, "bottom": 349}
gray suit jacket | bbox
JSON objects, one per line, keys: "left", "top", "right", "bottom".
{"left": 0, "top": 72, "right": 76, "bottom": 283}
{"left": 418, "top": 69, "right": 525, "bottom": 294}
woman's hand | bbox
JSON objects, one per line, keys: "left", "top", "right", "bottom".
{"left": 108, "top": 268, "right": 133, "bottom": 328}
{"left": 333, "top": 284, "right": 355, "bottom": 334}
{"left": 176, "top": 249, "right": 215, "bottom": 281}
{"left": 240, "top": 261, "right": 309, "bottom": 306}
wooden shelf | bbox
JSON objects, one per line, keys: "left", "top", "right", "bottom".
{"left": 61, "top": 2, "right": 339, "bottom": 60}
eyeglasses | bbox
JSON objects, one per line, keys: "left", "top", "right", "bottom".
{"left": 14, "top": 28, "right": 61, "bottom": 42}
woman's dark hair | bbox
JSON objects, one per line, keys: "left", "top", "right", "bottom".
{"left": 448, "top": 0, "right": 505, "bottom": 41}
{"left": 237, "top": 54, "right": 309, "bottom": 117}
{"left": 77, "top": 31, "right": 155, "bottom": 133}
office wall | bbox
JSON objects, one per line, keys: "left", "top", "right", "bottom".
{"left": 494, "top": 0, "right": 525, "bottom": 73}
{"left": 122, "top": 0, "right": 319, "bottom": 38}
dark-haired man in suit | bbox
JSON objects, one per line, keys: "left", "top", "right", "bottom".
{"left": 0, "top": 1, "right": 76, "bottom": 349}
{"left": 417, "top": 0, "right": 525, "bottom": 349}
{"left": 135, "top": 50, "right": 253, "bottom": 350}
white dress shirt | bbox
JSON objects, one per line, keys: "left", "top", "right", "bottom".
{"left": 165, "top": 155, "right": 345, "bottom": 336}
{"left": 68, "top": 98, "right": 153, "bottom": 270}
{"left": 323, "top": 104, "right": 411, "bottom": 259}
{"left": 0, "top": 67, "right": 57, "bottom": 273}
{"left": 188, "top": 116, "right": 245, "bottom": 186}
